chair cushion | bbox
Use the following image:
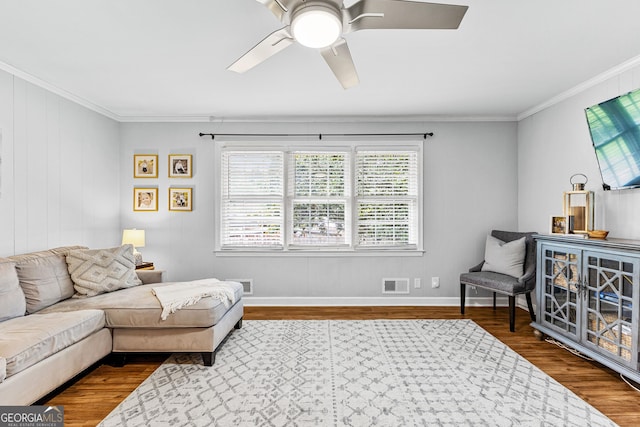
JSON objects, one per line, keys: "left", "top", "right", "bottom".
{"left": 66, "top": 245, "right": 141, "bottom": 297}
{"left": 481, "top": 235, "right": 526, "bottom": 278}
{"left": 0, "top": 260, "right": 26, "bottom": 322}
{"left": 460, "top": 271, "right": 527, "bottom": 295}
{"left": 0, "top": 309, "right": 105, "bottom": 378}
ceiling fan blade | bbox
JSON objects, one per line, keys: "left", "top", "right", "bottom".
{"left": 227, "top": 27, "right": 294, "bottom": 73}
{"left": 320, "top": 39, "right": 360, "bottom": 89}
{"left": 256, "top": 0, "right": 295, "bottom": 21}
{"left": 345, "top": 0, "right": 468, "bottom": 32}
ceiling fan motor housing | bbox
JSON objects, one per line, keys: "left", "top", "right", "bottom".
{"left": 290, "top": 2, "right": 343, "bottom": 48}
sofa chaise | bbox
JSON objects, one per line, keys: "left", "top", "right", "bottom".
{"left": 0, "top": 245, "right": 243, "bottom": 405}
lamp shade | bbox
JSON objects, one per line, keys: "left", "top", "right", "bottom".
{"left": 122, "top": 229, "right": 145, "bottom": 248}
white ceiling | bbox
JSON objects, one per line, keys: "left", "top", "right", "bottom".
{"left": 1, "top": 0, "right": 640, "bottom": 122}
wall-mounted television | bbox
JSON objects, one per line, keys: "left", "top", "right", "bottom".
{"left": 585, "top": 87, "right": 640, "bottom": 190}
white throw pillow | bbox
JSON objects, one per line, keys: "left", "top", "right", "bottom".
{"left": 481, "top": 235, "right": 526, "bottom": 278}
{"left": 66, "top": 245, "right": 142, "bottom": 297}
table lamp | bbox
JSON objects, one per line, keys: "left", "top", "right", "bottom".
{"left": 122, "top": 229, "right": 145, "bottom": 265}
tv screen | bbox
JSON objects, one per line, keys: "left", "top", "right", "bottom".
{"left": 585, "top": 87, "right": 640, "bottom": 190}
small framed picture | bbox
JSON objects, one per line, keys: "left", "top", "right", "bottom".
{"left": 169, "top": 188, "right": 192, "bottom": 211}
{"left": 550, "top": 215, "right": 568, "bottom": 234}
{"left": 168, "top": 154, "right": 192, "bottom": 178}
{"left": 134, "top": 154, "right": 158, "bottom": 178}
{"left": 134, "top": 188, "right": 158, "bottom": 211}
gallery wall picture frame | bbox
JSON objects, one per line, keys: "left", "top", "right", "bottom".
{"left": 168, "top": 154, "right": 192, "bottom": 178}
{"left": 134, "top": 187, "right": 158, "bottom": 211}
{"left": 134, "top": 154, "right": 158, "bottom": 178}
{"left": 550, "top": 215, "right": 568, "bottom": 234}
{"left": 169, "top": 187, "right": 192, "bottom": 211}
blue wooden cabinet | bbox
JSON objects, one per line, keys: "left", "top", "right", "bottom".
{"left": 533, "top": 234, "right": 640, "bottom": 382}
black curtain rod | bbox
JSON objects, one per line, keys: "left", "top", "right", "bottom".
{"left": 198, "top": 132, "right": 433, "bottom": 140}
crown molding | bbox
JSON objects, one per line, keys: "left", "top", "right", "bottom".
{"left": 0, "top": 60, "right": 120, "bottom": 121}
{"left": 517, "top": 53, "right": 640, "bottom": 121}
{"left": 120, "top": 114, "right": 517, "bottom": 123}
{"left": 5, "top": 55, "right": 639, "bottom": 125}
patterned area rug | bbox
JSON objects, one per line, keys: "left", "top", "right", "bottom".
{"left": 99, "top": 320, "right": 617, "bottom": 426}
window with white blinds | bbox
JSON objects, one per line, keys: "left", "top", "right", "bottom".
{"left": 219, "top": 143, "right": 421, "bottom": 252}
{"left": 289, "top": 152, "right": 350, "bottom": 247}
{"left": 221, "top": 151, "right": 284, "bottom": 248}
{"left": 356, "top": 151, "right": 418, "bottom": 249}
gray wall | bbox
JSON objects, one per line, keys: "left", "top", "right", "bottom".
{"left": 120, "top": 120, "right": 519, "bottom": 304}
{"left": 518, "top": 65, "right": 640, "bottom": 238}
{"left": 0, "top": 69, "right": 121, "bottom": 256}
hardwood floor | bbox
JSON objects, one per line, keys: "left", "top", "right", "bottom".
{"left": 42, "top": 306, "right": 640, "bottom": 426}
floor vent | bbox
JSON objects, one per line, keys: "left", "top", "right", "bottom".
{"left": 382, "top": 278, "right": 410, "bottom": 294}
{"left": 229, "top": 279, "right": 253, "bottom": 295}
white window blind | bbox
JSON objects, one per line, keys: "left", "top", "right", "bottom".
{"left": 219, "top": 143, "right": 421, "bottom": 252}
{"left": 289, "top": 152, "right": 350, "bottom": 247}
{"left": 221, "top": 151, "right": 284, "bottom": 248}
{"left": 356, "top": 151, "right": 419, "bottom": 248}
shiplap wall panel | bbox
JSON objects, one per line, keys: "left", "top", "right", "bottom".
{"left": 12, "top": 78, "right": 28, "bottom": 254}
{"left": 26, "top": 83, "right": 49, "bottom": 250}
{"left": 0, "top": 69, "right": 121, "bottom": 257}
{"left": 0, "top": 70, "right": 14, "bottom": 255}
{"left": 46, "top": 92, "right": 62, "bottom": 247}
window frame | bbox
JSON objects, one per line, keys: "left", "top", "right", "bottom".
{"left": 215, "top": 140, "right": 423, "bottom": 255}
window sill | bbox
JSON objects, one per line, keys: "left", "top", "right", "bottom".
{"left": 214, "top": 250, "right": 425, "bottom": 257}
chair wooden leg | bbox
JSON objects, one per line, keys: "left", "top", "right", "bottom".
{"left": 493, "top": 292, "right": 497, "bottom": 310}
{"left": 460, "top": 283, "right": 466, "bottom": 314}
{"left": 508, "top": 295, "right": 516, "bottom": 332}
{"left": 526, "top": 292, "right": 536, "bottom": 322}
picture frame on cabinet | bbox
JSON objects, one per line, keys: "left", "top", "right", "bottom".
{"left": 168, "top": 154, "right": 192, "bottom": 178}
{"left": 169, "top": 187, "right": 192, "bottom": 211}
{"left": 134, "top": 154, "right": 158, "bottom": 178}
{"left": 550, "top": 215, "right": 568, "bottom": 234}
{"left": 134, "top": 187, "right": 158, "bottom": 211}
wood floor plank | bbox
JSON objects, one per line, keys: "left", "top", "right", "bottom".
{"left": 41, "top": 306, "right": 640, "bottom": 426}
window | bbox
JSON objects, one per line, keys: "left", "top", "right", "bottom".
{"left": 356, "top": 151, "right": 418, "bottom": 248}
{"left": 219, "top": 142, "right": 422, "bottom": 252}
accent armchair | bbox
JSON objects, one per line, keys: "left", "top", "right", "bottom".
{"left": 460, "top": 230, "right": 537, "bottom": 332}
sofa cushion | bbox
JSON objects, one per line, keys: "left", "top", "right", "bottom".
{"left": 67, "top": 245, "right": 141, "bottom": 297}
{"left": 0, "top": 309, "right": 105, "bottom": 378}
{"left": 0, "top": 260, "right": 26, "bottom": 322}
{"left": 9, "top": 250, "right": 76, "bottom": 313}
{"left": 40, "top": 281, "right": 243, "bottom": 329}
{"left": 481, "top": 235, "right": 526, "bottom": 279}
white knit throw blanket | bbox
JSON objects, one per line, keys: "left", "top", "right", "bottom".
{"left": 152, "top": 279, "right": 237, "bottom": 320}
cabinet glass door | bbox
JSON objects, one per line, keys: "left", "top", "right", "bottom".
{"left": 583, "top": 251, "right": 638, "bottom": 367}
{"left": 540, "top": 245, "right": 581, "bottom": 339}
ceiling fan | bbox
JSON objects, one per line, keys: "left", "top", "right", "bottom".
{"left": 228, "top": 0, "right": 468, "bottom": 89}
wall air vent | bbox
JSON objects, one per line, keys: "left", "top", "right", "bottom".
{"left": 382, "top": 278, "right": 410, "bottom": 294}
{"left": 229, "top": 279, "right": 253, "bottom": 295}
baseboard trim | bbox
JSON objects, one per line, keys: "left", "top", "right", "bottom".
{"left": 244, "top": 296, "right": 526, "bottom": 308}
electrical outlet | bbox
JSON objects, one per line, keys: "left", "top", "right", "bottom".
{"left": 431, "top": 277, "right": 440, "bottom": 288}
{"left": 414, "top": 278, "right": 421, "bottom": 289}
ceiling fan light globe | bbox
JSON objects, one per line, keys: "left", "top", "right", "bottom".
{"left": 291, "top": 9, "right": 342, "bottom": 49}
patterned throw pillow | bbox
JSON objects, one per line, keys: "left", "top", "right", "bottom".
{"left": 66, "top": 245, "right": 142, "bottom": 297}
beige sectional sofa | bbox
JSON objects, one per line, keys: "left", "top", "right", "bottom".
{"left": 0, "top": 245, "right": 243, "bottom": 405}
